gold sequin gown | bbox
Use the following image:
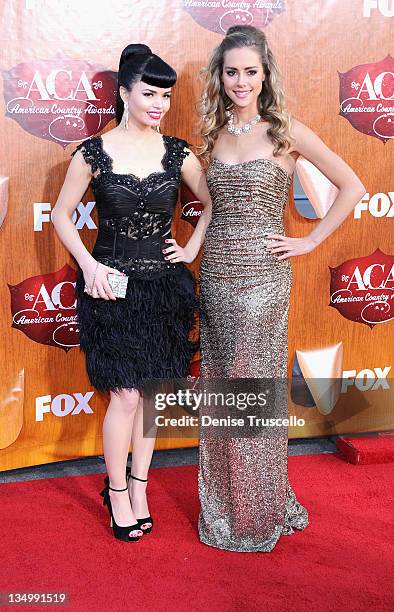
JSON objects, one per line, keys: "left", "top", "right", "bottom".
{"left": 198, "top": 157, "right": 309, "bottom": 552}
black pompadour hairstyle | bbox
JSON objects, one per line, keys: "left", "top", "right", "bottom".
{"left": 116, "top": 43, "right": 177, "bottom": 124}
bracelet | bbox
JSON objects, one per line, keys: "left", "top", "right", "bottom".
{"left": 90, "top": 261, "right": 100, "bottom": 293}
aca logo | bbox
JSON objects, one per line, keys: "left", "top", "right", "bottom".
{"left": 182, "top": 0, "right": 286, "bottom": 34}
{"left": 2, "top": 58, "right": 117, "bottom": 146}
{"left": 363, "top": 0, "right": 394, "bottom": 16}
{"left": 338, "top": 55, "right": 394, "bottom": 143}
{"left": 33, "top": 201, "right": 97, "bottom": 231}
{"left": 341, "top": 366, "right": 391, "bottom": 392}
{"left": 36, "top": 392, "right": 94, "bottom": 421}
{"left": 180, "top": 183, "right": 204, "bottom": 228}
{"left": 354, "top": 192, "right": 394, "bottom": 218}
{"left": 329, "top": 249, "right": 394, "bottom": 328}
{"left": 9, "top": 264, "right": 79, "bottom": 351}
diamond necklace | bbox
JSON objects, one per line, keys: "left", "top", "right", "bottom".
{"left": 226, "top": 110, "right": 262, "bottom": 136}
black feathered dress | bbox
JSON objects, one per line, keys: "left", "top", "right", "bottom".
{"left": 72, "top": 135, "right": 199, "bottom": 393}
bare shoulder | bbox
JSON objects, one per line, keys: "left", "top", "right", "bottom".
{"left": 100, "top": 126, "right": 121, "bottom": 146}
{"left": 210, "top": 127, "right": 228, "bottom": 157}
{"left": 287, "top": 116, "right": 365, "bottom": 193}
{"left": 287, "top": 116, "right": 336, "bottom": 160}
{"left": 287, "top": 117, "right": 316, "bottom": 152}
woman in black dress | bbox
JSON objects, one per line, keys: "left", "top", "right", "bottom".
{"left": 52, "top": 44, "right": 211, "bottom": 542}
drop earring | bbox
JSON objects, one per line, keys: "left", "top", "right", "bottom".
{"left": 156, "top": 123, "right": 161, "bottom": 133}
{"left": 124, "top": 101, "right": 129, "bottom": 130}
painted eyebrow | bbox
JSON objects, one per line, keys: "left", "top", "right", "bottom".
{"left": 141, "top": 88, "right": 172, "bottom": 93}
{"left": 224, "top": 66, "right": 259, "bottom": 70}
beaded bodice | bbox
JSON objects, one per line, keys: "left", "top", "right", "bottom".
{"left": 72, "top": 134, "right": 189, "bottom": 275}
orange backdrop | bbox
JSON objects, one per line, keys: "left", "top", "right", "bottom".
{"left": 0, "top": 0, "right": 393, "bottom": 470}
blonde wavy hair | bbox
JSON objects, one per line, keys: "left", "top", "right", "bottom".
{"left": 197, "top": 25, "right": 294, "bottom": 163}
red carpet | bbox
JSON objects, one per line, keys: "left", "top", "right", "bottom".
{"left": 1, "top": 455, "right": 393, "bottom": 611}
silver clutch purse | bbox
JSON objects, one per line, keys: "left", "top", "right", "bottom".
{"left": 107, "top": 273, "right": 129, "bottom": 298}
{"left": 84, "top": 273, "right": 129, "bottom": 298}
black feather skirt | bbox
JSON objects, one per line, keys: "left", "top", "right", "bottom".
{"left": 75, "top": 260, "right": 199, "bottom": 393}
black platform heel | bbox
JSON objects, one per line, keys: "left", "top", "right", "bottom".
{"left": 130, "top": 474, "right": 154, "bottom": 535}
{"left": 101, "top": 484, "right": 143, "bottom": 542}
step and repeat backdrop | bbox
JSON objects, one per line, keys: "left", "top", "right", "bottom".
{"left": 0, "top": 0, "right": 393, "bottom": 469}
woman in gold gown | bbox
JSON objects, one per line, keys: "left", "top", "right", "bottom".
{"left": 197, "top": 25, "right": 366, "bottom": 552}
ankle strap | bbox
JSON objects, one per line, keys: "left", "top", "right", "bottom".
{"left": 108, "top": 484, "right": 128, "bottom": 492}
{"left": 130, "top": 474, "right": 148, "bottom": 482}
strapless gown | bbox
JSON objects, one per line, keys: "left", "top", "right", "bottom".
{"left": 198, "top": 157, "right": 309, "bottom": 552}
